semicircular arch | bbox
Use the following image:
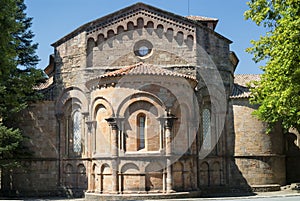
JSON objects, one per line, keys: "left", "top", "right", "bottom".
{"left": 120, "top": 163, "right": 140, "bottom": 173}
{"left": 56, "top": 87, "right": 88, "bottom": 114}
{"left": 91, "top": 97, "right": 114, "bottom": 120}
{"left": 117, "top": 92, "right": 165, "bottom": 118}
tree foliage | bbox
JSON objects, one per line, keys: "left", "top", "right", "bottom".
{"left": 0, "top": 0, "right": 45, "bottom": 165}
{"left": 245, "top": 0, "right": 300, "bottom": 132}
{"left": 0, "top": 123, "right": 28, "bottom": 168}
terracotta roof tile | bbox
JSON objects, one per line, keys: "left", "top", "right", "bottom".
{"left": 234, "top": 74, "right": 261, "bottom": 87}
{"left": 231, "top": 74, "right": 261, "bottom": 99}
{"left": 100, "top": 62, "right": 197, "bottom": 82}
{"left": 34, "top": 76, "right": 54, "bottom": 90}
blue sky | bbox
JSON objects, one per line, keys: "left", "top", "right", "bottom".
{"left": 24, "top": 0, "right": 266, "bottom": 74}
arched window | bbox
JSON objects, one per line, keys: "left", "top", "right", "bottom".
{"left": 137, "top": 114, "right": 146, "bottom": 150}
{"left": 73, "top": 110, "right": 82, "bottom": 153}
{"left": 202, "top": 109, "right": 211, "bottom": 150}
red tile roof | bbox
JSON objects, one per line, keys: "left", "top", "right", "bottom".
{"left": 33, "top": 76, "right": 54, "bottom": 90}
{"left": 100, "top": 62, "right": 197, "bottom": 82}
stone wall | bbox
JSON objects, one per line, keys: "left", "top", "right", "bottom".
{"left": 1, "top": 101, "right": 60, "bottom": 196}
{"left": 285, "top": 128, "right": 300, "bottom": 183}
{"left": 91, "top": 29, "right": 195, "bottom": 67}
{"left": 53, "top": 13, "right": 199, "bottom": 91}
{"left": 231, "top": 98, "right": 286, "bottom": 187}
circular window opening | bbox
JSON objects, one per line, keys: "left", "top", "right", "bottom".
{"left": 138, "top": 46, "right": 149, "bottom": 56}
{"left": 134, "top": 40, "right": 153, "bottom": 57}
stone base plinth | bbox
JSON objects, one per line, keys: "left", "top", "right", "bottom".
{"left": 251, "top": 184, "right": 281, "bottom": 192}
{"left": 85, "top": 191, "right": 201, "bottom": 201}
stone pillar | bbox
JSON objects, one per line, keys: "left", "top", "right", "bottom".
{"left": 86, "top": 120, "right": 97, "bottom": 156}
{"left": 158, "top": 118, "right": 165, "bottom": 152}
{"left": 139, "top": 174, "right": 146, "bottom": 192}
{"left": 111, "top": 160, "right": 118, "bottom": 194}
{"left": 55, "top": 113, "right": 64, "bottom": 188}
{"left": 116, "top": 117, "right": 125, "bottom": 155}
{"left": 82, "top": 112, "right": 89, "bottom": 156}
{"left": 106, "top": 117, "right": 119, "bottom": 193}
{"left": 164, "top": 111, "right": 177, "bottom": 193}
{"left": 163, "top": 170, "right": 166, "bottom": 193}
{"left": 166, "top": 159, "right": 173, "bottom": 193}
{"left": 85, "top": 120, "right": 96, "bottom": 193}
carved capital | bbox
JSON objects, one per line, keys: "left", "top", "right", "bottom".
{"left": 164, "top": 115, "right": 177, "bottom": 129}
{"left": 105, "top": 117, "right": 118, "bottom": 130}
{"left": 86, "top": 120, "right": 97, "bottom": 132}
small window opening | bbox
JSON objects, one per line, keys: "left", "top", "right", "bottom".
{"left": 138, "top": 114, "right": 146, "bottom": 150}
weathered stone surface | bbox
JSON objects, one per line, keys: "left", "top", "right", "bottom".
{"left": 3, "top": 2, "right": 296, "bottom": 199}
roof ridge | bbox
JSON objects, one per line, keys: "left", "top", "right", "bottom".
{"left": 186, "top": 15, "right": 218, "bottom": 21}
{"left": 51, "top": 3, "right": 232, "bottom": 47}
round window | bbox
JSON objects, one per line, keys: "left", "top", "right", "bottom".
{"left": 138, "top": 46, "right": 149, "bottom": 56}
{"left": 134, "top": 40, "right": 153, "bottom": 57}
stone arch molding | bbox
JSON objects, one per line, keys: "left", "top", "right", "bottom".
{"left": 56, "top": 87, "right": 88, "bottom": 114}
{"left": 86, "top": 8, "right": 195, "bottom": 43}
{"left": 117, "top": 92, "right": 166, "bottom": 118}
{"left": 120, "top": 163, "right": 140, "bottom": 173}
{"left": 87, "top": 28, "right": 192, "bottom": 68}
{"left": 91, "top": 97, "right": 115, "bottom": 120}
{"left": 86, "top": 10, "right": 196, "bottom": 67}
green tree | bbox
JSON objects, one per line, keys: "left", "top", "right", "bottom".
{"left": 0, "top": 0, "right": 45, "bottom": 166}
{"left": 244, "top": 0, "right": 300, "bottom": 132}
{"left": 0, "top": 123, "right": 27, "bottom": 168}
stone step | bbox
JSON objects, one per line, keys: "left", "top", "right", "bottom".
{"left": 291, "top": 183, "right": 300, "bottom": 190}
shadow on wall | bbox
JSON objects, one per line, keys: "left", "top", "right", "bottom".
{"left": 285, "top": 129, "right": 300, "bottom": 184}
{"left": 198, "top": 100, "right": 254, "bottom": 197}
{"left": 0, "top": 102, "right": 61, "bottom": 197}
{"left": 229, "top": 99, "right": 286, "bottom": 192}
{"left": 63, "top": 163, "right": 88, "bottom": 198}
{"left": 223, "top": 100, "right": 254, "bottom": 195}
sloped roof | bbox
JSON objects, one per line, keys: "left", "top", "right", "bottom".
{"left": 234, "top": 74, "right": 261, "bottom": 87}
{"left": 231, "top": 74, "right": 261, "bottom": 99}
{"left": 51, "top": 2, "right": 231, "bottom": 47}
{"left": 186, "top": 16, "right": 218, "bottom": 21}
{"left": 33, "top": 76, "right": 54, "bottom": 90}
{"left": 186, "top": 16, "right": 219, "bottom": 30}
{"left": 100, "top": 62, "right": 197, "bottom": 82}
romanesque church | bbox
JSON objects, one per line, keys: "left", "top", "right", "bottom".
{"left": 1, "top": 2, "right": 300, "bottom": 199}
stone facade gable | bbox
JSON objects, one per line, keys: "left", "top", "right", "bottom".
{"left": 52, "top": 2, "right": 231, "bottom": 48}
{"left": 3, "top": 3, "right": 298, "bottom": 199}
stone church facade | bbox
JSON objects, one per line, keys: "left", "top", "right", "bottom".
{"left": 1, "top": 2, "right": 300, "bottom": 199}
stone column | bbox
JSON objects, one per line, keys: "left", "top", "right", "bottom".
{"left": 86, "top": 120, "right": 97, "bottom": 157}
{"left": 106, "top": 117, "right": 119, "bottom": 193}
{"left": 82, "top": 112, "right": 89, "bottom": 157}
{"left": 158, "top": 118, "right": 165, "bottom": 152}
{"left": 164, "top": 111, "right": 177, "bottom": 193}
{"left": 163, "top": 170, "right": 166, "bottom": 193}
{"left": 86, "top": 120, "right": 96, "bottom": 192}
{"left": 116, "top": 117, "right": 125, "bottom": 155}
